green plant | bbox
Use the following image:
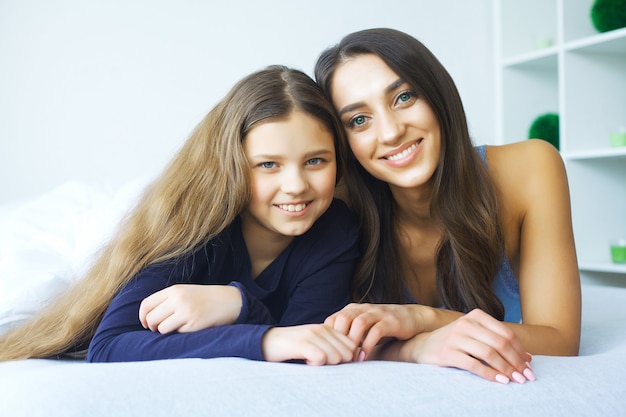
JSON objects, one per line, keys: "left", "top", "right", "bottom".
{"left": 529, "top": 113, "right": 559, "bottom": 150}
{"left": 591, "top": 0, "right": 626, "bottom": 33}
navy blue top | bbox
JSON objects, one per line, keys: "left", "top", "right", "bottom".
{"left": 476, "top": 145, "right": 521, "bottom": 323}
{"left": 87, "top": 199, "right": 359, "bottom": 362}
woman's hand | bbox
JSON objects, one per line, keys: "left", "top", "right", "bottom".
{"left": 395, "top": 309, "right": 534, "bottom": 384}
{"left": 325, "top": 303, "right": 425, "bottom": 358}
{"left": 262, "top": 324, "right": 357, "bottom": 366}
{"left": 139, "top": 284, "right": 242, "bottom": 334}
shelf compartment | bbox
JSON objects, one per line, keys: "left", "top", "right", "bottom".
{"left": 567, "top": 159, "right": 626, "bottom": 263}
{"left": 500, "top": 0, "right": 558, "bottom": 59}
{"left": 579, "top": 261, "right": 626, "bottom": 274}
{"left": 562, "top": 0, "right": 598, "bottom": 43}
{"left": 564, "top": 27, "right": 626, "bottom": 53}
{"left": 501, "top": 61, "right": 558, "bottom": 145}
{"left": 564, "top": 147, "right": 626, "bottom": 160}
{"left": 562, "top": 49, "right": 626, "bottom": 153}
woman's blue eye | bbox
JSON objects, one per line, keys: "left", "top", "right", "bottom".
{"left": 398, "top": 91, "right": 415, "bottom": 103}
{"left": 306, "top": 158, "right": 322, "bottom": 166}
{"left": 261, "top": 162, "right": 276, "bottom": 169}
{"left": 350, "top": 115, "right": 366, "bottom": 127}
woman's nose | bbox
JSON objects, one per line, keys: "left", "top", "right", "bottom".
{"left": 376, "top": 110, "right": 405, "bottom": 145}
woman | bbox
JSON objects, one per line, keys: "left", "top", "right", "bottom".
{"left": 0, "top": 65, "right": 359, "bottom": 366}
{"left": 315, "top": 28, "right": 581, "bottom": 383}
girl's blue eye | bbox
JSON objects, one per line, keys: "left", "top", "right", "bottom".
{"left": 306, "top": 158, "right": 322, "bottom": 166}
{"left": 261, "top": 162, "right": 276, "bottom": 169}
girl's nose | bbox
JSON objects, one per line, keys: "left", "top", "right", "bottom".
{"left": 281, "top": 169, "right": 308, "bottom": 195}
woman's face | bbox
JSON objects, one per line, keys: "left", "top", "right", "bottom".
{"left": 242, "top": 110, "right": 337, "bottom": 241}
{"left": 329, "top": 53, "right": 441, "bottom": 191}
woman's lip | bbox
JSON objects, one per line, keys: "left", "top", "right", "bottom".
{"left": 381, "top": 139, "right": 422, "bottom": 160}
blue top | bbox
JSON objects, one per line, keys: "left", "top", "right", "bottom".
{"left": 87, "top": 199, "right": 359, "bottom": 362}
{"left": 476, "top": 145, "right": 521, "bottom": 323}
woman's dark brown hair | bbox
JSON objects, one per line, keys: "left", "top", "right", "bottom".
{"left": 315, "top": 28, "right": 505, "bottom": 319}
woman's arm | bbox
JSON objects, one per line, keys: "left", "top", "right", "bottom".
{"left": 490, "top": 139, "right": 581, "bottom": 355}
{"left": 326, "top": 140, "right": 580, "bottom": 381}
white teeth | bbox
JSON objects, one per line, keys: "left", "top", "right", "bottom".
{"left": 387, "top": 143, "right": 417, "bottom": 161}
{"left": 278, "top": 203, "right": 307, "bottom": 212}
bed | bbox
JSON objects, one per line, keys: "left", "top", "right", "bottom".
{"left": 1, "top": 180, "right": 625, "bottom": 416}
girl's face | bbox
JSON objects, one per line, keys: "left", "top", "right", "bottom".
{"left": 329, "top": 53, "right": 441, "bottom": 191}
{"left": 242, "top": 110, "right": 337, "bottom": 241}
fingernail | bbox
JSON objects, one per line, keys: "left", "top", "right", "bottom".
{"left": 358, "top": 351, "right": 366, "bottom": 362}
{"left": 495, "top": 374, "right": 510, "bottom": 385}
{"left": 512, "top": 371, "right": 526, "bottom": 384}
{"left": 527, "top": 352, "right": 533, "bottom": 362}
{"left": 523, "top": 367, "right": 536, "bottom": 382}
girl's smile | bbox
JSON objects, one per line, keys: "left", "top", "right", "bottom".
{"left": 242, "top": 110, "right": 337, "bottom": 243}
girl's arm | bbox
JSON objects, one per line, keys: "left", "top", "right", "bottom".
{"left": 88, "top": 199, "right": 361, "bottom": 363}
{"left": 87, "top": 268, "right": 354, "bottom": 364}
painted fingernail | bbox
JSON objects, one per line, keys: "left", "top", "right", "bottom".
{"left": 358, "top": 351, "right": 366, "bottom": 362}
{"left": 523, "top": 367, "right": 536, "bottom": 382}
{"left": 495, "top": 374, "right": 510, "bottom": 385}
{"left": 527, "top": 352, "right": 533, "bottom": 362}
{"left": 512, "top": 371, "right": 526, "bottom": 384}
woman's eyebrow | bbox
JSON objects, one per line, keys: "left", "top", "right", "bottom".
{"left": 338, "top": 78, "right": 406, "bottom": 118}
{"left": 385, "top": 78, "right": 405, "bottom": 95}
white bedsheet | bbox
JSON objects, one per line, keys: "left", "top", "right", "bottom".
{"left": 1, "top": 284, "right": 625, "bottom": 417}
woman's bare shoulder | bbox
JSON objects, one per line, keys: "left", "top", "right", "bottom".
{"left": 485, "top": 140, "right": 564, "bottom": 182}
{"left": 485, "top": 139, "right": 568, "bottom": 209}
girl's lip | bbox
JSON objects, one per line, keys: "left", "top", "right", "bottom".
{"left": 274, "top": 200, "right": 313, "bottom": 215}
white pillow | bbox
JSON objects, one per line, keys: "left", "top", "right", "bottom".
{"left": 0, "top": 178, "right": 150, "bottom": 336}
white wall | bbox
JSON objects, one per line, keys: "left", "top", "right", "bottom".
{"left": 0, "top": 0, "right": 495, "bottom": 203}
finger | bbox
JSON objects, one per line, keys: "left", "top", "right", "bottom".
{"left": 456, "top": 324, "right": 534, "bottom": 383}
{"left": 359, "top": 321, "right": 389, "bottom": 358}
{"left": 453, "top": 349, "right": 512, "bottom": 384}
{"left": 469, "top": 309, "right": 529, "bottom": 361}
{"left": 347, "top": 313, "right": 376, "bottom": 347}
{"left": 144, "top": 303, "right": 176, "bottom": 333}
{"left": 302, "top": 327, "right": 356, "bottom": 366}
{"left": 303, "top": 338, "right": 344, "bottom": 366}
{"left": 138, "top": 291, "right": 168, "bottom": 328}
{"left": 156, "top": 313, "right": 186, "bottom": 334}
{"left": 464, "top": 310, "right": 530, "bottom": 375}
{"left": 323, "top": 328, "right": 358, "bottom": 361}
{"left": 327, "top": 312, "right": 354, "bottom": 336}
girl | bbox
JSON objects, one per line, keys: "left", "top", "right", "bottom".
{"left": 0, "top": 65, "right": 359, "bottom": 366}
{"left": 315, "top": 28, "right": 581, "bottom": 383}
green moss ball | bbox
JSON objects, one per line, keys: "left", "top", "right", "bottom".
{"left": 529, "top": 113, "right": 559, "bottom": 150}
{"left": 591, "top": 0, "right": 626, "bottom": 33}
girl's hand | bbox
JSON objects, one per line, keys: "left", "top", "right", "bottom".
{"left": 397, "top": 309, "right": 534, "bottom": 384}
{"left": 139, "top": 284, "right": 242, "bottom": 334}
{"left": 325, "top": 303, "right": 423, "bottom": 357}
{"left": 262, "top": 324, "right": 357, "bottom": 366}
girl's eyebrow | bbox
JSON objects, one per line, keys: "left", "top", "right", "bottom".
{"left": 338, "top": 78, "right": 406, "bottom": 117}
{"left": 249, "top": 149, "right": 334, "bottom": 160}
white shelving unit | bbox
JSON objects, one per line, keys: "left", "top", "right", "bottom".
{"left": 494, "top": 0, "right": 626, "bottom": 286}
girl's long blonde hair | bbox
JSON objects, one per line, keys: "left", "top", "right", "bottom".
{"left": 0, "top": 65, "right": 348, "bottom": 360}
